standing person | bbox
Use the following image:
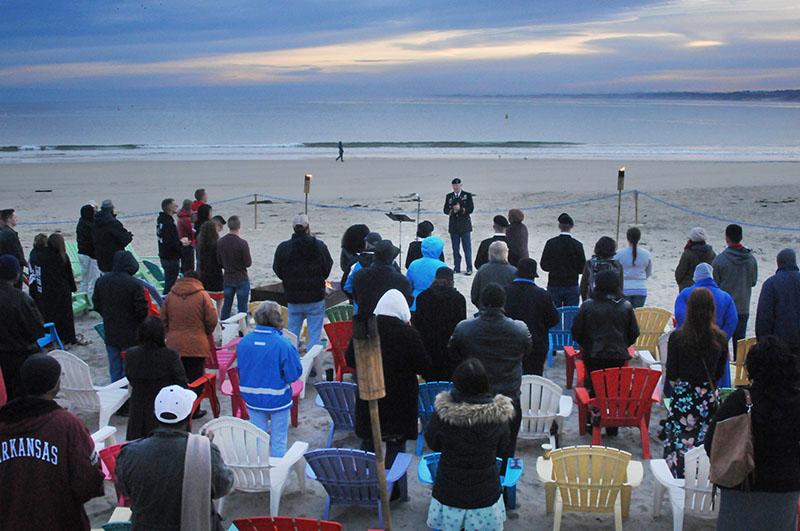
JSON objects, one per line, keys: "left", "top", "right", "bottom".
{"left": 76, "top": 203, "right": 101, "bottom": 298}
{"left": 351, "top": 239, "right": 413, "bottom": 317}
{"left": 705, "top": 336, "right": 800, "bottom": 530}
{"left": 157, "top": 198, "right": 189, "bottom": 295}
{"left": 93, "top": 200, "right": 133, "bottom": 273}
{"left": 216, "top": 215, "right": 252, "bottom": 320}
{"left": 116, "top": 385, "right": 234, "bottom": 531}
{"left": 675, "top": 263, "right": 738, "bottom": 340}
{"left": 424, "top": 358, "right": 513, "bottom": 531}
{"left": 177, "top": 199, "right": 195, "bottom": 273}
{"left": 412, "top": 267, "right": 467, "bottom": 381}
{"left": 125, "top": 317, "right": 188, "bottom": 441}
{"left": 474, "top": 215, "right": 509, "bottom": 271}
{"left": 406, "top": 220, "right": 444, "bottom": 269}
{"left": 0, "top": 209, "right": 26, "bottom": 288}
{"left": 675, "top": 227, "right": 716, "bottom": 291}
{"left": 712, "top": 224, "right": 758, "bottom": 356}
{"left": 0, "top": 355, "right": 105, "bottom": 531}
{"left": 92, "top": 250, "right": 149, "bottom": 382}
{"left": 237, "top": 301, "right": 302, "bottom": 457}
{"left": 194, "top": 203, "right": 213, "bottom": 239}
{"left": 336, "top": 141, "right": 344, "bottom": 162}
{"left": 191, "top": 188, "right": 208, "bottom": 215}
{"left": 273, "top": 214, "right": 334, "bottom": 348}
{"left": 343, "top": 232, "right": 382, "bottom": 305}
{"left": 505, "top": 209, "right": 529, "bottom": 267}
{"left": 345, "top": 289, "right": 432, "bottom": 500}
{"left": 470, "top": 241, "right": 517, "bottom": 309}
{"left": 614, "top": 227, "right": 652, "bottom": 308}
{"left": 540, "top": 213, "right": 586, "bottom": 308}
{"left": 0, "top": 255, "right": 44, "bottom": 400}
{"left": 756, "top": 248, "right": 800, "bottom": 352}
{"left": 443, "top": 178, "right": 475, "bottom": 275}
{"left": 504, "top": 258, "right": 559, "bottom": 376}
{"left": 660, "top": 288, "right": 728, "bottom": 478}
{"left": 580, "top": 236, "right": 624, "bottom": 302}
{"left": 340, "top": 223, "right": 370, "bottom": 281}
{"left": 406, "top": 235, "right": 447, "bottom": 311}
{"left": 196, "top": 220, "right": 224, "bottom": 314}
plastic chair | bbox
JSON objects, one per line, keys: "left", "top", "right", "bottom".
{"left": 99, "top": 443, "right": 132, "bottom": 507}
{"left": 518, "top": 375, "right": 572, "bottom": 448}
{"left": 92, "top": 426, "right": 118, "bottom": 451}
{"left": 633, "top": 307, "right": 673, "bottom": 365}
{"left": 65, "top": 241, "right": 83, "bottom": 280}
{"left": 205, "top": 417, "right": 308, "bottom": 516}
{"left": 314, "top": 381, "right": 357, "bottom": 447}
{"left": 415, "top": 381, "right": 453, "bottom": 455}
{"left": 565, "top": 346, "right": 635, "bottom": 390}
{"left": 206, "top": 336, "right": 241, "bottom": 386}
{"left": 547, "top": 306, "right": 580, "bottom": 368}
{"left": 732, "top": 337, "right": 756, "bottom": 387}
{"left": 651, "top": 446, "right": 718, "bottom": 531}
{"left": 323, "top": 321, "right": 355, "bottom": 382}
{"left": 142, "top": 260, "right": 165, "bottom": 284}
{"left": 37, "top": 322, "right": 64, "bottom": 351}
{"left": 125, "top": 244, "right": 162, "bottom": 290}
{"left": 304, "top": 448, "right": 411, "bottom": 529}
{"left": 220, "top": 367, "right": 250, "bottom": 420}
{"left": 233, "top": 517, "right": 342, "bottom": 531}
{"left": 298, "top": 344, "right": 323, "bottom": 399}
{"left": 325, "top": 304, "right": 354, "bottom": 323}
{"left": 72, "top": 292, "right": 92, "bottom": 316}
{"left": 189, "top": 373, "right": 221, "bottom": 419}
{"left": 221, "top": 312, "right": 249, "bottom": 345}
{"left": 49, "top": 350, "right": 129, "bottom": 430}
{"left": 575, "top": 367, "right": 661, "bottom": 459}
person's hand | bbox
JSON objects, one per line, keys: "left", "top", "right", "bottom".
{"left": 452, "top": 203, "right": 461, "bottom": 213}
{"left": 180, "top": 237, "right": 190, "bottom": 246}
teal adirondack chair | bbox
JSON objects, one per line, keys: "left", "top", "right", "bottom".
{"left": 72, "top": 292, "right": 92, "bottom": 315}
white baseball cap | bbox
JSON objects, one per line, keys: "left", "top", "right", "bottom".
{"left": 154, "top": 385, "right": 196, "bottom": 424}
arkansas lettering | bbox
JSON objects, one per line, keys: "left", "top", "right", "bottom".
{"left": 0, "top": 437, "right": 58, "bottom": 465}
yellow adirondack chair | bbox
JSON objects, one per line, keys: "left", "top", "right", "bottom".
{"left": 732, "top": 337, "right": 757, "bottom": 387}
{"left": 633, "top": 307, "right": 673, "bottom": 364}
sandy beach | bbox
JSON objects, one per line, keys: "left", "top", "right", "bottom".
{"left": 3, "top": 157, "right": 800, "bottom": 530}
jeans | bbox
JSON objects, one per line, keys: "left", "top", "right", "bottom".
{"left": 78, "top": 254, "right": 101, "bottom": 299}
{"left": 288, "top": 300, "right": 325, "bottom": 347}
{"left": 548, "top": 285, "right": 580, "bottom": 308}
{"left": 732, "top": 313, "right": 749, "bottom": 360}
{"left": 246, "top": 406, "right": 291, "bottom": 457}
{"left": 106, "top": 345, "right": 126, "bottom": 382}
{"left": 221, "top": 280, "right": 251, "bottom": 320}
{"left": 626, "top": 295, "right": 647, "bottom": 308}
{"left": 361, "top": 438, "right": 408, "bottom": 501}
{"left": 450, "top": 231, "right": 473, "bottom": 273}
{"left": 161, "top": 258, "right": 181, "bottom": 295}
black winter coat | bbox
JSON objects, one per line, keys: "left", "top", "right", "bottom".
{"left": 756, "top": 267, "right": 800, "bottom": 351}
{"left": 346, "top": 315, "right": 432, "bottom": 441}
{"left": 505, "top": 222, "right": 529, "bottom": 267}
{"left": 540, "top": 234, "right": 586, "bottom": 288}
{"left": 351, "top": 263, "right": 413, "bottom": 317}
{"left": 29, "top": 247, "right": 77, "bottom": 344}
{"left": 412, "top": 284, "right": 467, "bottom": 381}
{"left": 425, "top": 391, "right": 513, "bottom": 509}
{"left": 0, "top": 227, "right": 26, "bottom": 268}
{"left": 93, "top": 208, "right": 133, "bottom": 272}
{"left": 92, "top": 252, "right": 149, "bottom": 349}
{"left": 675, "top": 242, "right": 716, "bottom": 290}
{"left": 504, "top": 279, "right": 560, "bottom": 375}
{"left": 198, "top": 240, "right": 224, "bottom": 292}
{"left": 443, "top": 191, "right": 474, "bottom": 234}
{"left": 571, "top": 296, "right": 639, "bottom": 361}
{"left": 0, "top": 283, "right": 44, "bottom": 353}
{"left": 76, "top": 205, "right": 95, "bottom": 258}
{"left": 273, "top": 233, "right": 334, "bottom": 304}
{"left": 156, "top": 212, "right": 182, "bottom": 261}
{"left": 474, "top": 235, "right": 507, "bottom": 270}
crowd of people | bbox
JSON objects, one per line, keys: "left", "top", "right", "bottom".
{"left": 0, "top": 178, "right": 799, "bottom": 530}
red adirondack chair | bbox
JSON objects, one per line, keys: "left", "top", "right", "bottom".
{"left": 99, "top": 443, "right": 131, "bottom": 507}
{"left": 233, "top": 516, "right": 342, "bottom": 531}
{"left": 575, "top": 366, "right": 661, "bottom": 459}
{"left": 323, "top": 321, "right": 355, "bottom": 382}
{"left": 221, "top": 367, "right": 250, "bottom": 420}
{"left": 189, "top": 373, "right": 221, "bottom": 420}
{"left": 565, "top": 345, "right": 636, "bottom": 389}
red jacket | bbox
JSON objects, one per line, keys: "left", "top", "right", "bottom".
{"left": 177, "top": 209, "right": 194, "bottom": 244}
{"left": 0, "top": 398, "right": 104, "bottom": 530}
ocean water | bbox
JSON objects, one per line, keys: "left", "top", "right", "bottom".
{"left": 1, "top": 96, "right": 799, "bottom": 162}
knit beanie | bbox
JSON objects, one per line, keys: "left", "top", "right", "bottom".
{"left": 21, "top": 355, "right": 62, "bottom": 396}
{"left": 693, "top": 262, "right": 713, "bottom": 282}
{"left": 688, "top": 227, "right": 707, "bottom": 243}
{"left": 0, "top": 254, "right": 20, "bottom": 281}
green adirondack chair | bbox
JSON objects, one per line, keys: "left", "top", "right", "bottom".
{"left": 72, "top": 292, "right": 92, "bottom": 316}
{"left": 325, "top": 303, "right": 354, "bottom": 323}
{"left": 65, "top": 241, "right": 83, "bottom": 280}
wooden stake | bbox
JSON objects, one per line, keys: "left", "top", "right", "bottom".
{"left": 253, "top": 193, "right": 258, "bottom": 229}
{"left": 634, "top": 189, "right": 639, "bottom": 225}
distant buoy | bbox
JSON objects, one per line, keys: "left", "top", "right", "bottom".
{"left": 504, "top": 113, "right": 509, "bottom": 120}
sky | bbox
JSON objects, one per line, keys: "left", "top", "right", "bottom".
{"left": 1, "top": 0, "right": 799, "bottom": 100}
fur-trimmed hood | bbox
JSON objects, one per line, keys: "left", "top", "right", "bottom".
{"left": 434, "top": 391, "right": 514, "bottom": 427}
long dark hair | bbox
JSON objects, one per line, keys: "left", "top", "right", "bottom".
{"left": 677, "top": 288, "right": 726, "bottom": 353}
{"left": 626, "top": 227, "right": 641, "bottom": 265}
{"left": 196, "top": 220, "right": 219, "bottom": 252}
{"left": 341, "top": 224, "right": 370, "bottom": 255}
{"left": 194, "top": 204, "right": 212, "bottom": 234}
{"left": 47, "top": 233, "right": 68, "bottom": 264}
{"left": 593, "top": 236, "right": 617, "bottom": 259}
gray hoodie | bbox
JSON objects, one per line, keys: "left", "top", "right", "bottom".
{"left": 712, "top": 246, "right": 758, "bottom": 314}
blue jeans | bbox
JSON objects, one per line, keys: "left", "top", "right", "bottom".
{"left": 221, "top": 280, "right": 250, "bottom": 320}
{"left": 288, "top": 300, "right": 325, "bottom": 347}
{"left": 106, "top": 345, "right": 125, "bottom": 382}
{"left": 548, "top": 285, "right": 580, "bottom": 308}
{"left": 161, "top": 258, "right": 180, "bottom": 295}
{"left": 246, "top": 406, "right": 290, "bottom": 457}
{"left": 626, "top": 295, "right": 647, "bottom": 308}
{"left": 450, "top": 231, "right": 473, "bottom": 273}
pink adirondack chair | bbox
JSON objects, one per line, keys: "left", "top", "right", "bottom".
{"left": 220, "top": 367, "right": 250, "bottom": 420}
{"left": 99, "top": 443, "right": 131, "bottom": 507}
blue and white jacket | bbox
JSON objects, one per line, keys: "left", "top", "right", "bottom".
{"left": 237, "top": 326, "right": 303, "bottom": 412}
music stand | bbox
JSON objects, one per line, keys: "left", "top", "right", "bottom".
{"left": 386, "top": 212, "right": 415, "bottom": 271}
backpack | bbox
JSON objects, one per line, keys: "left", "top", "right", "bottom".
{"left": 709, "top": 389, "right": 755, "bottom": 488}
{"left": 586, "top": 257, "right": 618, "bottom": 299}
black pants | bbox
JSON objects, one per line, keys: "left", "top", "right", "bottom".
{"left": 583, "top": 357, "right": 627, "bottom": 435}
{"left": 361, "top": 438, "right": 407, "bottom": 501}
{"left": 161, "top": 258, "right": 180, "bottom": 295}
{"left": 181, "top": 357, "right": 206, "bottom": 389}
{"left": 523, "top": 349, "right": 547, "bottom": 376}
{"left": 732, "top": 313, "right": 748, "bottom": 360}
{"left": 0, "top": 350, "right": 36, "bottom": 401}
{"left": 180, "top": 246, "right": 195, "bottom": 273}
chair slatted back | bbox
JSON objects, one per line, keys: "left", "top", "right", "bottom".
{"left": 323, "top": 321, "right": 354, "bottom": 379}
{"left": 418, "top": 382, "right": 453, "bottom": 430}
{"left": 519, "top": 375, "right": 562, "bottom": 438}
{"left": 304, "top": 449, "right": 381, "bottom": 507}
{"left": 325, "top": 304, "right": 354, "bottom": 323}
{"left": 233, "top": 517, "right": 343, "bottom": 531}
{"left": 633, "top": 307, "right": 673, "bottom": 360}
{"left": 551, "top": 306, "right": 580, "bottom": 350}
{"left": 221, "top": 312, "right": 249, "bottom": 345}
{"left": 550, "top": 446, "right": 630, "bottom": 513}
{"left": 733, "top": 337, "right": 757, "bottom": 387}
{"left": 315, "top": 382, "right": 357, "bottom": 430}
{"left": 204, "top": 417, "right": 273, "bottom": 490}
{"left": 683, "top": 446, "right": 718, "bottom": 517}
{"left": 50, "top": 350, "right": 101, "bottom": 410}
{"left": 590, "top": 367, "right": 660, "bottom": 423}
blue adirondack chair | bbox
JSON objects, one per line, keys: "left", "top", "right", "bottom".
{"left": 416, "top": 381, "right": 453, "bottom": 456}
{"left": 304, "top": 448, "right": 412, "bottom": 529}
{"left": 547, "top": 306, "right": 580, "bottom": 367}
{"left": 37, "top": 322, "right": 64, "bottom": 351}
{"left": 95, "top": 323, "right": 106, "bottom": 343}
{"left": 314, "top": 381, "right": 357, "bottom": 447}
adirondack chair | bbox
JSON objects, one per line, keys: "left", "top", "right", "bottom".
{"left": 547, "top": 446, "right": 633, "bottom": 531}
{"left": 633, "top": 307, "right": 673, "bottom": 366}
{"left": 233, "top": 517, "right": 343, "bottom": 531}
{"left": 142, "top": 260, "right": 165, "bottom": 287}
{"left": 125, "top": 245, "right": 162, "bottom": 289}
{"left": 298, "top": 344, "right": 324, "bottom": 399}
{"left": 415, "top": 381, "right": 453, "bottom": 455}
{"left": 547, "top": 306, "right": 580, "bottom": 368}
{"left": 99, "top": 442, "right": 131, "bottom": 507}
{"left": 206, "top": 336, "right": 241, "bottom": 385}
{"left": 651, "top": 446, "right": 718, "bottom": 531}
{"left": 49, "top": 350, "right": 130, "bottom": 430}
{"left": 575, "top": 367, "right": 661, "bottom": 459}
{"left": 72, "top": 291, "right": 92, "bottom": 316}
{"left": 325, "top": 304, "right": 354, "bottom": 323}
{"left": 65, "top": 241, "right": 83, "bottom": 280}
{"left": 204, "top": 416, "right": 309, "bottom": 517}
{"left": 220, "top": 367, "right": 250, "bottom": 419}
{"left": 221, "top": 312, "right": 249, "bottom": 345}
{"left": 564, "top": 345, "right": 635, "bottom": 389}
{"left": 314, "top": 381, "right": 357, "bottom": 447}
{"left": 37, "top": 322, "right": 65, "bottom": 351}
{"left": 91, "top": 426, "right": 118, "bottom": 450}
{"left": 304, "top": 448, "right": 412, "bottom": 529}
{"left": 732, "top": 337, "right": 756, "bottom": 387}
{"left": 95, "top": 322, "right": 106, "bottom": 343}
{"left": 518, "top": 375, "right": 572, "bottom": 448}
{"left": 323, "top": 321, "right": 355, "bottom": 382}
{"left": 188, "top": 373, "right": 220, "bottom": 419}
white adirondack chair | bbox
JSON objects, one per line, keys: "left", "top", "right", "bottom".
{"left": 49, "top": 350, "right": 129, "bottom": 430}
{"left": 221, "top": 312, "right": 249, "bottom": 345}
{"left": 298, "top": 344, "right": 323, "bottom": 399}
{"left": 651, "top": 446, "right": 718, "bottom": 531}
{"left": 91, "top": 426, "right": 117, "bottom": 450}
{"left": 203, "top": 416, "right": 308, "bottom": 517}
{"left": 518, "top": 375, "right": 573, "bottom": 448}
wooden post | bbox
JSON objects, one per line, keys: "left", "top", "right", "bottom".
{"left": 616, "top": 167, "right": 625, "bottom": 243}
{"left": 634, "top": 189, "right": 639, "bottom": 225}
{"left": 304, "top": 174, "right": 312, "bottom": 215}
{"left": 253, "top": 193, "right": 258, "bottom": 230}
{"left": 352, "top": 315, "right": 392, "bottom": 531}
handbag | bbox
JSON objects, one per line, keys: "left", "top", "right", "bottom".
{"left": 709, "top": 389, "right": 755, "bottom": 488}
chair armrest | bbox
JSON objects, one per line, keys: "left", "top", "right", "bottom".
{"left": 96, "top": 377, "right": 130, "bottom": 392}
{"left": 189, "top": 373, "right": 216, "bottom": 389}
{"left": 564, "top": 346, "right": 580, "bottom": 359}
{"left": 386, "top": 452, "right": 412, "bottom": 483}
{"left": 314, "top": 394, "right": 324, "bottom": 408}
{"left": 575, "top": 386, "right": 591, "bottom": 406}
{"left": 557, "top": 395, "right": 573, "bottom": 418}
{"left": 535, "top": 456, "right": 554, "bottom": 483}
{"left": 575, "top": 360, "right": 586, "bottom": 387}
{"left": 501, "top": 457, "right": 524, "bottom": 487}
{"left": 649, "top": 459, "right": 684, "bottom": 489}
{"left": 91, "top": 426, "right": 117, "bottom": 449}
{"left": 637, "top": 350, "right": 660, "bottom": 366}
{"left": 273, "top": 441, "right": 309, "bottom": 472}
{"left": 626, "top": 461, "right": 645, "bottom": 487}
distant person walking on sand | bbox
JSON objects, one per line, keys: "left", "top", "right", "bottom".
{"left": 336, "top": 141, "right": 344, "bottom": 162}
{"left": 540, "top": 213, "right": 586, "bottom": 308}
{"left": 216, "top": 215, "right": 252, "bottom": 320}
{"left": 443, "top": 178, "right": 475, "bottom": 275}
{"left": 0, "top": 209, "right": 27, "bottom": 288}
{"left": 93, "top": 200, "right": 133, "bottom": 273}
{"left": 76, "top": 203, "right": 101, "bottom": 299}
{"left": 675, "top": 227, "right": 715, "bottom": 291}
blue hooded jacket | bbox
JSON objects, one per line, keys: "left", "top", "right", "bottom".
{"left": 237, "top": 326, "right": 303, "bottom": 412}
{"left": 674, "top": 277, "right": 738, "bottom": 339}
{"left": 406, "top": 236, "right": 447, "bottom": 311}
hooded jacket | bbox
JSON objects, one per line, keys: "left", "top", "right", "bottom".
{"left": 176, "top": 208, "right": 194, "bottom": 242}
{"left": 406, "top": 236, "right": 447, "bottom": 311}
{"left": 92, "top": 251, "right": 149, "bottom": 349}
{"left": 351, "top": 244, "right": 413, "bottom": 317}
{"left": 237, "top": 326, "right": 303, "bottom": 412}
{"left": 504, "top": 278, "right": 560, "bottom": 375}
{"left": 674, "top": 277, "right": 738, "bottom": 339}
{"left": 712, "top": 246, "right": 758, "bottom": 315}
{"left": 424, "top": 391, "right": 513, "bottom": 509}
{"left": 412, "top": 283, "right": 467, "bottom": 381}
{"left": 756, "top": 257, "right": 800, "bottom": 349}
{"left": 0, "top": 282, "right": 44, "bottom": 353}
{"left": 572, "top": 295, "right": 640, "bottom": 361}
{"left": 272, "top": 232, "right": 334, "bottom": 304}
{"left": 157, "top": 212, "right": 182, "bottom": 261}
{"left": 161, "top": 277, "right": 218, "bottom": 359}
{"left": 0, "top": 397, "right": 104, "bottom": 531}
{"left": 76, "top": 205, "right": 96, "bottom": 258}
{"left": 675, "top": 242, "right": 716, "bottom": 290}
{"left": 93, "top": 207, "right": 133, "bottom": 272}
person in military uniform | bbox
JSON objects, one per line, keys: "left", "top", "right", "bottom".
{"left": 443, "top": 178, "right": 475, "bottom": 275}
